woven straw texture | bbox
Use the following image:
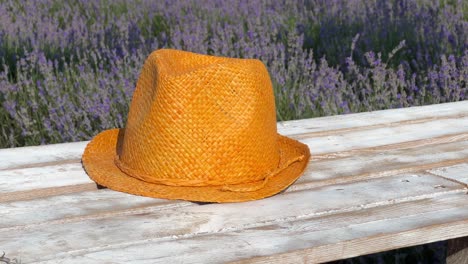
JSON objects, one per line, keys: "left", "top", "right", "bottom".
{"left": 82, "top": 49, "right": 310, "bottom": 203}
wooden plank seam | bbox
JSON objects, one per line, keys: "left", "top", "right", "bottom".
{"left": 425, "top": 171, "right": 468, "bottom": 193}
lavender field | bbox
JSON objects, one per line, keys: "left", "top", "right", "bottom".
{"left": 0, "top": 0, "right": 466, "bottom": 150}
{"left": 0, "top": 0, "right": 465, "bottom": 262}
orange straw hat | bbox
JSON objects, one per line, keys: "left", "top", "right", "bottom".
{"left": 82, "top": 49, "right": 310, "bottom": 203}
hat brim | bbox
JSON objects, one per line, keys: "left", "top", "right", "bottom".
{"left": 82, "top": 128, "right": 310, "bottom": 203}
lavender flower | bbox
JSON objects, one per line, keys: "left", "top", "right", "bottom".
{"left": 0, "top": 0, "right": 466, "bottom": 148}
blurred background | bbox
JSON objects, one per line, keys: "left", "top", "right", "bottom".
{"left": 0, "top": 0, "right": 465, "bottom": 148}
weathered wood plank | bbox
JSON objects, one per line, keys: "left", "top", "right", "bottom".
{"left": 300, "top": 116, "right": 468, "bottom": 156}
{"left": 1, "top": 101, "right": 466, "bottom": 171}
{"left": 0, "top": 141, "right": 87, "bottom": 170}
{"left": 29, "top": 193, "right": 468, "bottom": 264}
{"left": 0, "top": 163, "right": 92, "bottom": 193}
{"left": 447, "top": 236, "right": 468, "bottom": 264}
{"left": 292, "top": 141, "right": 468, "bottom": 190}
{"left": 0, "top": 183, "right": 97, "bottom": 203}
{"left": 234, "top": 211, "right": 468, "bottom": 264}
{"left": 2, "top": 140, "right": 467, "bottom": 221}
{"left": 1, "top": 173, "right": 465, "bottom": 262}
{"left": 277, "top": 101, "right": 468, "bottom": 136}
{"left": 284, "top": 113, "right": 468, "bottom": 140}
{"left": 1, "top": 124, "right": 466, "bottom": 197}
{"left": 1, "top": 141, "right": 465, "bottom": 203}
{"left": 428, "top": 163, "right": 468, "bottom": 186}
{"left": 0, "top": 102, "right": 466, "bottom": 263}
{"left": 0, "top": 190, "right": 186, "bottom": 228}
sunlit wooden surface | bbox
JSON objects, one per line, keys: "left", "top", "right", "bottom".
{"left": 1, "top": 101, "right": 467, "bottom": 263}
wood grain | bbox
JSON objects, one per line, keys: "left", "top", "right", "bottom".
{"left": 0, "top": 101, "right": 467, "bottom": 263}
{"left": 32, "top": 193, "right": 468, "bottom": 264}
{"left": 0, "top": 141, "right": 87, "bottom": 170}
{"left": 2, "top": 137, "right": 465, "bottom": 195}
{"left": 300, "top": 117, "right": 468, "bottom": 157}
{"left": 0, "top": 183, "right": 97, "bottom": 203}
{"left": 1, "top": 116, "right": 465, "bottom": 202}
{"left": 1, "top": 139, "right": 466, "bottom": 203}
{"left": 277, "top": 100, "right": 468, "bottom": 136}
{"left": 0, "top": 163, "right": 92, "bottom": 193}
{"left": 289, "top": 113, "right": 468, "bottom": 139}
{"left": 0, "top": 189, "right": 185, "bottom": 228}
{"left": 447, "top": 236, "right": 468, "bottom": 264}
{"left": 293, "top": 141, "right": 468, "bottom": 190}
{"left": 1, "top": 101, "right": 466, "bottom": 171}
{"left": 1, "top": 172, "right": 466, "bottom": 262}
{"left": 429, "top": 163, "right": 468, "bottom": 186}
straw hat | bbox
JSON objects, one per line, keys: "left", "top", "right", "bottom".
{"left": 82, "top": 49, "right": 310, "bottom": 203}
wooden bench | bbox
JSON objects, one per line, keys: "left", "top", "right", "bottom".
{"left": 1, "top": 101, "right": 467, "bottom": 263}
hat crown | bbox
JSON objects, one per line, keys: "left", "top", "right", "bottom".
{"left": 117, "top": 49, "right": 279, "bottom": 186}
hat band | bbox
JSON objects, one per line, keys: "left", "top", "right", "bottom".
{"left": 113, "top": 154, "right": 305, "bottom": 192}
{"left": 220, "top": 154, "right": 305, "bottom": 192}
